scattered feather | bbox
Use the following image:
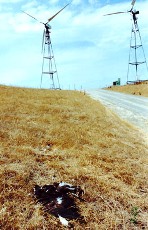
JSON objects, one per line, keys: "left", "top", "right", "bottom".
{"left": 58, "top": 215, "right": 69, "bottom": 226}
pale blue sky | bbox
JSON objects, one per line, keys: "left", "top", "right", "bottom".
{"left": 0, "top": 0, "right": 148, "bottom": 89}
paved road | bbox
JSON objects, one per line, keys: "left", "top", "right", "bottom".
{"left": 87, "top": 89, "right": 148, "bottom": 134}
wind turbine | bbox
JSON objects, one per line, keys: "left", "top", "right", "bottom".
{"left": 22, "top": 3, "right": 70, "bottom": 89}
{"left": 104, "top": 0, "right": 148, "bottom": 84}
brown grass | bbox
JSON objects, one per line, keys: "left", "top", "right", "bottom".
{"left": 0, "top": 85, "right": 148, "bottom": 229}
{"left": 105, "top": 81, "right": 148, "bottom": 97}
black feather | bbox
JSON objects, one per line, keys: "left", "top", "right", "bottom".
{"left": 34, "top": 182, "right": 84, "bottom": 222}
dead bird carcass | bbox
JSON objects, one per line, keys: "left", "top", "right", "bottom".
{"left": 34, "top": 182, "right": 84, "bottom": 226}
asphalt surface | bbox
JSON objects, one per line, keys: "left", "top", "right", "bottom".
{"left": 87, "top": 89, "right": 148, "bottom": 134}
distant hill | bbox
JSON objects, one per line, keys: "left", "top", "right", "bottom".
{"left": 105, "top": 81, "right": 148, "bottom": 97}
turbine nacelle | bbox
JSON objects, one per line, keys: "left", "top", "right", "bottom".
{"left": 44, "top": 23, "right": 52, "bottom": 30}
{"left": 132, "top": 10, "right": 139, "bottom": 15}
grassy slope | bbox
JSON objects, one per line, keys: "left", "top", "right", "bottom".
{"left": 105, "top": 82, "right": 148, "bottom": 97}
{"left": 0, "top": 85, "right": 148, "bottom": 229}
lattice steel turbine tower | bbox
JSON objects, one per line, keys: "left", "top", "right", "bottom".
{"left": 22, "top": 3, "right": 69, "bottom": 89}
{"left": 127, "top": 7, "right": 148, "bottom": 83}
{"left": 104, "top": 0, "right": 148, "bottom": 84}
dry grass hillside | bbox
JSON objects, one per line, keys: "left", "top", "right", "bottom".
{"left": 0, "top": 85, "right": 148, "bottom": 229}
{"left": 105, "top": 81, "right": 148, "bottom": 97}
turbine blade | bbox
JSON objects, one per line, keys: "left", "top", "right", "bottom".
{"left": 22, "top": 11, "right": 39, "bottom": 22}
{"left": 48, "top": 3, "right": 70, "bottom": 23}
{"left": 131, "top": 0, "right": 136, "bottom": 7}
{"left": 104, "top": 11, "right": 127, "bottom": 16}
